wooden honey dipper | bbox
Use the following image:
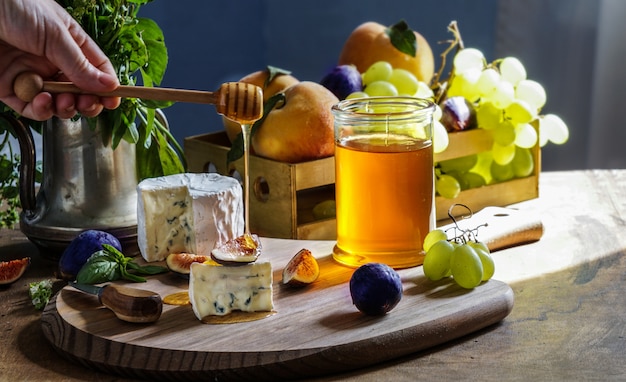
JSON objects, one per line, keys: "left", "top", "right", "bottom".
{"left": 13, "top": 72, "right": 263, "bottom": 123}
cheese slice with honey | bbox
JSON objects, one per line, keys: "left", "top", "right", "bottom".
{"left": 137, "top": 173, "right": 244, "bottom": 262}
{"left": 189, "top": 261, "right": 273, "bottom": 318}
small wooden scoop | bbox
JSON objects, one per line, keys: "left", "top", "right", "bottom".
{"left": 71, "top": 282, "right": 163, "bottom": 323}
{"left": 13, "top": 72, "right": 263, "bottom": 123}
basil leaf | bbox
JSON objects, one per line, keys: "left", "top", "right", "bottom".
{"left": 76, "top": 251, "right": 121, "bottom": 284}
{"left": 127, "top": 261, "right": 169, "bottom": 275}
{"left": 120, "top": 268, "right": 147, "bottom": 283}
{"left": 136, "top": 18, "right": 168, "bottom": 86}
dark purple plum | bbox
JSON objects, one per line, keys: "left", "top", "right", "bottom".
{"left": 320, "top": 64, "right": 363, "bottom": 100}
{"left": 58, "top": 230, "right": 122, "bottom": 280}
{"left": 440, "top": 96, "right": 477, "bottom": 132}
{"left": 349, "top": 263, "right": 403, "bottom": 316}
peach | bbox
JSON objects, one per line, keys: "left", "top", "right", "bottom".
{"left": 338, "top": 21, "right": 435, "bottom": 84}
{"left": 251, "top": 81, "right": 338, "bottom": 163}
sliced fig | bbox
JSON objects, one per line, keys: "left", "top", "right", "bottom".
{"left": 166, "top": 253, "right": 211, "bottom": 275}
{"left": 282, "top": 249, "right": 320, "bottom": 287}
{"left": 0, "top": 257, "right": 30, "bottom": 286}
{"left": 211, "top": 233, "right": 261, "bottom": 265}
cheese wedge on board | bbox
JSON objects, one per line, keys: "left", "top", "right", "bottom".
{"left": 189, "top": 261, "right": 273, "bottom": 318}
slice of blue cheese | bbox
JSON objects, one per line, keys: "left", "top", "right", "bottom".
{"left": 137, "top": 173, "right": 244, "bottom": 262}
{"left": 189, "top": 261, "right": 273, "bottom": 318}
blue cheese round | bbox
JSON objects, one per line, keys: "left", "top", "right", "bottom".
{"left": 137, "top": 173, "right": 244, "bottom": 262}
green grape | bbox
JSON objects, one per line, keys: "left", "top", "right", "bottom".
{"left": 453, "top": 48, "right": 485, "bottom": 73}
{"left": 423, "top": 240, "right": 455, "bottom": 281}
{"left": 468, "top": 240, "right": 489, "bottom": 254}
{"left": 449, "top": 68, "right": 481, "bottom": 102}
{"left": 364, "top": 80, "right": 398, "bottom": 97}
{"left": 446, "top": 170, "right": 469, "bottom": 190}
{"left": 362, "top": 61, "right": 393, "bottom": 85}
{"left": 472, "top": 151, "right": 494, "bottom": 184}
{"left": 476, "top": 102, "right": 503, "bottom": 130}
{"left": 540, "top": 114, "right": 569, "bottom": 145}
{"left": 511, "top": 146, "right": 534, "bottom": 177}
{"left": 491, "top": 80, "right": 515, "bottom": 109}
{"left": 416, "top": 81, "right": 435, "bottom": 99}
{"left": 491, "top": 142, "right": 516, "bottom": 165}
{"left": 491, "top": 120, "right": 516, "bottom": 146}
{"left": 459, "top": 171, "right": 486, "bottom": 189}
{"left": 439, "top": 154, "right": 479, "bottom": 173}
{"left": 346, "top": 91, "right": 369, "bottom": 100}
{"left": 389, "top": 68, "right": 419, "bottom": 96}
{"left": 505, "top": 99, "right": 536, "bottom": 124}
{"left": 433, "top": 120, "right": 449, "bottom": 154}
{"left": 436, "top": 174, "right": 461, "bottom": 199}
{"left": 312, "top": 199, "right": 336, "bottom": 219}
{"left": 476, "top": 68, "right": 500, "bottom": 99}
{"left": 467, "top": 241, "right": 495, "bottom": 281}
{"left": 450, "top": 244, "right": 483, "bottom": 289}
{"left": 490, "top": 161, "right": 515, "bottom": 182}
{"left": 514, "top": 122, "right": 538, "bottom": 148}
{"left": 423, "top": 229, "right": 448, "bottom": 252}
{"left": 499, "top": 57, "right": 527, "bottom": 85}
{"left": 515, "top": 79, "right": 546, "bottom": 110}
{"left": 433, "top": 104, "right": 442, "bottom": 121}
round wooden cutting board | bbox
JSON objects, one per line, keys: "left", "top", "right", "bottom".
{"left": 41, "top": 238, "right": 514, "bottom": 381}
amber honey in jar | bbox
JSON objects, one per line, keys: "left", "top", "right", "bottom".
{"left": 331, "top": 97, "right": 436, "bottom": 269}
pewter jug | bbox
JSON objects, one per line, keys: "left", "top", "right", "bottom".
{"left": 5, "top": 115, "right": 138, "bottom": 259}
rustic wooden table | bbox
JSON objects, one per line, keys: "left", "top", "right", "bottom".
{"left": 1, "top": 170, "right": 625, "bottom": 381}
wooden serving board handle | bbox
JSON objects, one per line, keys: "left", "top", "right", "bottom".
{"left": 439, "top": 206, "right": 544, "bottom": 251}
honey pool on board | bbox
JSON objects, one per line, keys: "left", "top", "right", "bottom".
{"left": 333, "top": 134, "right": 434, "bottom": 269}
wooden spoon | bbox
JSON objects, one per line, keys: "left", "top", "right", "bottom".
{"left": 13, "top": 72, "right": 263, "bottom": 123}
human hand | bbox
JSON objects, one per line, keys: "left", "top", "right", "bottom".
{"left": 0, "top": 0, "right": 121, "bottom": 121}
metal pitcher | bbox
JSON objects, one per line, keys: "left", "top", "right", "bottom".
{"left": 4, "top": 115, "right": 139, "bottom": 259}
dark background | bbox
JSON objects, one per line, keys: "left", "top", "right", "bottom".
{"left": 139, "top": 0, "right": 624, "bottom": 170}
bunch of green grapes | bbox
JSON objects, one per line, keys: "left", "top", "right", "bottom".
{"left": 346, "top": 61, "right": 450, "bottom": 154}
{"left": 422, "top": 228, "right": 495, "bottom": 289}
{"left": 434, "top": 48, "right": 569, "bottom": 193}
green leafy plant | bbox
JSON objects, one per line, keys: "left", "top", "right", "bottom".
{"left": 76, "top": 244, "right": 168, "bottom": 284}
{"left": 0, "top": 0, "right": 186, "bottom": 228}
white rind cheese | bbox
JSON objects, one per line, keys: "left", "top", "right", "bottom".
{"left": 189, "top": 262, "right": 273, "bottom": 318}
{"left": 137, "top": 173, "right": 244, "bottom": 262}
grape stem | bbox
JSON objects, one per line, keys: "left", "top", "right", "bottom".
{"left": 445, "top": 203, "right": 488, "bottom": 244}
{"left": 431, "top": 21, "right": 465, "bottom": 103}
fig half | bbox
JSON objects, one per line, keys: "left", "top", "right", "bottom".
{"left": 166, "top": 253, "right": 211, "bottom": 275}
{"left": 0, "top": 257, "right": 30, "bottom": 286}
{"left": 211, "top": 233, "right": 261, "bottom": 265}
{"left": 282, "top": 249, "right": 320, "bottom": 287}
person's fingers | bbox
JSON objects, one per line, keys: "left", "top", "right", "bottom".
{"left": 47, "top": 4, "right": 119, "bottom": 93}
{"left": 101, "top": 95, "right": 121, "bottom": 110}
{"left": 75, "top": 94, "right": 104, "bottom": 117}
{"left": 53, "top": 93, "right": 78, "bottom": 119}
{"left": 18, "top": 92, "right": 55, "bottom": 121}
{"left": 0, "top": 0, "right": 121, "bottom": 119}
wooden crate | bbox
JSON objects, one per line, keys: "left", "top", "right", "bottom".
{"left": 184, "top": 129, "right": 539, "bottom": 240}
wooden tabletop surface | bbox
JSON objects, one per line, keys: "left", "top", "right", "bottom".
{"left": 1, "top": 169, "right": 626, "bottom": 381}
